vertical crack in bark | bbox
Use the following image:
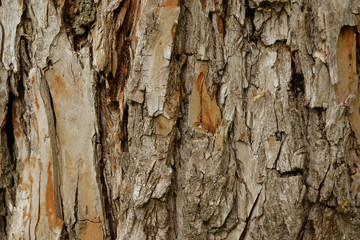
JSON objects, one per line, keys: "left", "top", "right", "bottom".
{"left": 92, "top": 72, "right": 113, "bottom": 240}
{"left": 0, "top": 189, "right": 7, "bottom": 239}
{"left": 289, "top": 51, "right": 305, "bottom": 96}
{"left": 0, "top": 22, "right": 4, "bottom": 62}
{"left": 0, "top": 66, "right": 26, "bottom": 237}
{"left": 2, "top": 93, "right": 15, "bottom": 176}
{"left": 121, "top": 103, "right": 129, "bottom": 152}
{"left": 356, "top": 28, "right": 360, "bottom": 78}
{"left": 94, "top": 72, "right": 114, "bottom": 239}
{"left": 97, "top": 0, "right": 136, "bottom": 237}
{"left": 19, "top": 36, "right": 31, "bottom": 73}
{"left": 244, "top": 0, "right": 256, "bottom": 42}
{"left": 39, "top": 75, "right": 63, "bottom": 221}
{"left": 100, "top": 164, "right": 117, "bottom": 239}
{"left": 0, "top": 91, "right": 15, "bottom": 239}
{"left": 70, "top": 173, "right": 79, "bottom": 238}
{"left": 239, "top": 187, "right": 262, "bottom": 240}
{"left": 98, "top": 121, "right": 118, "bottom": 240}
{"left": 316, "top": 152, "right": 331, "bottom": 200}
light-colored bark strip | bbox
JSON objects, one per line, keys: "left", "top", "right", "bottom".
{"left": 45, "top": 32, "right": 104, "bottom": 239}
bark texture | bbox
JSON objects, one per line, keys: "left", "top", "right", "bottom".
{"left": 1, "top": 0, "right": 360, "bottom": 239}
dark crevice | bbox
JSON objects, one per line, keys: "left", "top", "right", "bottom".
{"left": 100, "top": 168, "right": 118, "bottom": 239}
{"left": 99, "top": 149, "right": 118, "bottom": 240}
{"left": 290, "top": 72, "right": 305, "bottom": 96}
{"left": 19, "top": 37, "right": 32, "bottom": 74}
{"left": 63, "top": 0, "right": 96, "bottom": 51}
{"left": 316, "top": 161, "right": 331, "bottom": 200}
{"left": 19, "top": 1, "right": 33, "bottom": 75}
{"left": 275, "top": 131, "right": 284, "bottom": 141}
{"left": 70, "top": 179, "right": 79, "bottom": 238}
{"left": 170, "top": 113, "right": 183, "bottom": 239}
{"left": 289, "top": 51, "right": 305, "bottom": 96}
{"left": 3, "top": 92, "right": 15, "bottom": 178}
{"left": 121, "top": 103, "right": 129, "bottom": 152}
{"left": 59, "top": 224, "right": 69, "bottom": 240}
{"left": 169, "top": 3, "right": 189, "bottom": 237}
{"left": 259, "top": 1, "right": 272, "bottom": 9}
{"left": 0, "top": 22, "right": 4, "bottom": 61}
{"left": 47, "top": 83, "right": 57, "bottom": 132}
{"left": 273, "top": 136, "right": 284, "bottom": 168}
{"left": 0, "top": 190, "right": 7, "bottom": 239}
{"left": 244, "top": 0, "right": 257, "bottom": 42}
{"left": 279, "top": 168, "right": 304, "bottom": 178}
{"left": 0, "top": 90, "right": 16, "bottom": 239}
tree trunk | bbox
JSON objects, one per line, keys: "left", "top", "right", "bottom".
{"left": 1, "top": 0, "right": 360, "bottom": 239}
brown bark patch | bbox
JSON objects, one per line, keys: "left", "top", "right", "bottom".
{"left": 335, "top": 26, "right": 357, "bottom": 103}
{"left": 34, "top": 95, "right": 40, "bottom": 111}
{"left": 200, "top": 0, "right": 206, "bottom": 11}
{"left": 77, "top": 221, "right": 103, "bottom": 240}
{"left": 191, "top": 70, "right": 221, "bottom": 134}
{"left": 336, "top": 26, "right": 360, "bottom": 143}
{"left": 217, "top": 15, "right": 223, "bottom": 34}
{"left": 53, "top": 74, "right": 65, "bottom": 96}
{"left": 164, "top": 0, "right": 178, "bottom": 8}
{"left": 45, "top": 159, "right": 63, "bottom": 230}
{"left": 32, "top": 118, "right": 39, "bottom": 137}
{"left": 154, "top": 115, "right": 176, "bottom": 137}
{"left": 267, "top": 136, "right": 276, "bottom": 150}
{"left": 215, "top": 134, "right": 224, "bottom": 151}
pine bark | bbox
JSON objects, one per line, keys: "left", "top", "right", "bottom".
{"left": 1, "top": 0, "right": 360, "bottom": 239}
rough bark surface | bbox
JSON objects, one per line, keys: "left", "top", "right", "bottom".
{"left": 1, "top": 0, "right": 360, "bottom": 239}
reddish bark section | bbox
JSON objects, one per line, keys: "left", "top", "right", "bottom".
{"left": 336, "top": 26, "right": 360, "bottom": 144}
{"left": 192, "top": 70, "right": 221, "bottom": 134}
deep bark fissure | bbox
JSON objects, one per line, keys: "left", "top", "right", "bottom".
{"left": 357, "top": 29, "right": 360, "bottom": 87}
{"left": 71, "top": 174, "right": 79, "bottom": 238}
{"left": 4, "top": 97, "right": 15, "bottom": 169}
{"left": 121, "top": 103, "right": 129, "bottom": 152}
{"left": 239, "top": 188, "right": 262, "bottom": 240}
{"left": 93, "top": 68, "right": 115, "bottom": 239}
{"left": 244, "top": 0, "right": 257, "bottom": 42}
{"left": 0, "top": 91, "right": 15, "bottom": 239}
{"left": 0, "top": 22, "right": 4, "bottom": 61}
{"left": 0, "top": 189, "right": 7, "bottom": 239}
{"left": 39, "top": 73, "right": 66, "bottom": 223}
{"left": 289, "top": 51, "right": 305, "bottom": 96}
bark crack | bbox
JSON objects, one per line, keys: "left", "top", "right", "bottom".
{"left": 39, "top": 75, "right": 63, "bottom": 220}
{"left": 0, "top": 91, "right": 16, "bottom": 239}
{"left": 239, "top": 187, "right": 262, "bottom": 240}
